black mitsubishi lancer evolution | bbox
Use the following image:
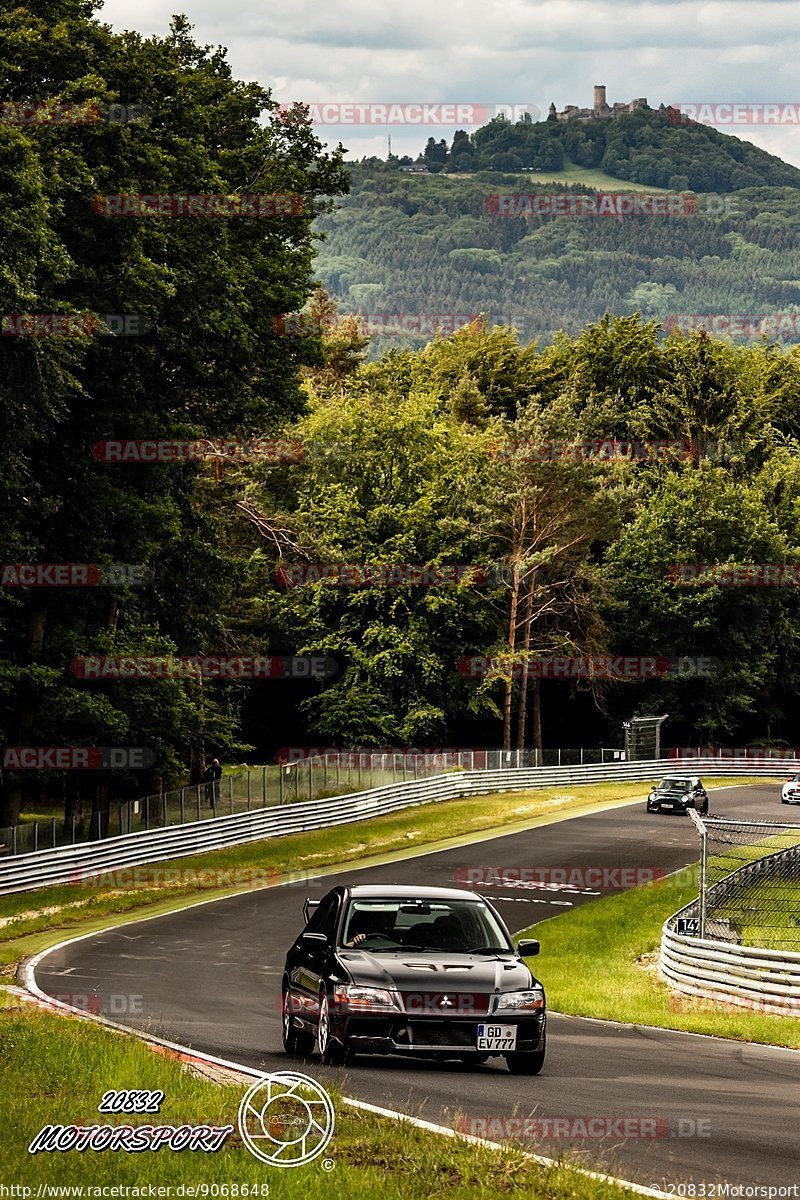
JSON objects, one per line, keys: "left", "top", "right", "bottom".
{"left": 281, "top": 884, "right": 546, "bottom": 1074}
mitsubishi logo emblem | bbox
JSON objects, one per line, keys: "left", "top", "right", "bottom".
{"left": 439, "top": 994, "right": 454, "bottom": 1007}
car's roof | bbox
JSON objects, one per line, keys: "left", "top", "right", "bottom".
{"left": 660, "top": 775, "right": 699, "bottom": 783}
{"left": 346, "top": 885, "right": 483, "bottom": 901}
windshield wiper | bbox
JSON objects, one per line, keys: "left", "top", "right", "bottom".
{"left": 467, "top": 945, "right": 513, "bottom": 955}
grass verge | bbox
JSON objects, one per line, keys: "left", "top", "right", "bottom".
{"left": 0, "top": 777, "right": 767, "bottom": 975}
{"left": 519, "top": 867, "right": 800, "bottom": 1048}
{"left": 0, "top": 1003, "right": 635, "bottom": 1198}
{"left": 502, "top": 162, "right": 671, "bottom": 191}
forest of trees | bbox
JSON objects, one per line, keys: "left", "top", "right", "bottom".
{"left": 316, "top": 168, "right": 800, "bottom": 349}
{"left": 3, "top": 1, "right": 800, "bottom": 835}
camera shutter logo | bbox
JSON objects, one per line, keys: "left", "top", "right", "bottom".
{"left": 238, "top": 1071, "right": 335, "bottom": 1167}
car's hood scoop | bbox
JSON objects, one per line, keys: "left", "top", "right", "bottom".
{"left": 340, "top": 951, "right": 532, "bottom": 993}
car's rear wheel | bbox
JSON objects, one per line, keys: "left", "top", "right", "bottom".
{"left": 505, "top": 1034, "right": 546, "bottom": 1075}
{"left": 282, "top": 985, "right": 314, "bottom": 1056}
{"left": 317, "top": 989, "right": 348, "bottom": 1065}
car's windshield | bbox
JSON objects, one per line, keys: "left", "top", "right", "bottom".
{"left": 659, "top": 778, "right": 691, "bottom": 791}
{"left": 340, "top": 898, "right": 512, "bottom": 953}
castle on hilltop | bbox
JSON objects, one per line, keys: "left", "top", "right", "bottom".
{"left": 549, "top": 85, "right": 648, "bottom": 123}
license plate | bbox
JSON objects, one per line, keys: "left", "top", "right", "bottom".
{"left": 477, "top": 1023, "right": 517, "bottom": 1051}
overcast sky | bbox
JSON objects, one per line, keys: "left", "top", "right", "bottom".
{"left": 98, "top": 0, "right": 800, "bottom": 167}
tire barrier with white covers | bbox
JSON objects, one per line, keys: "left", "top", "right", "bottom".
{"left": 0, "top": 756, "right": 790, "bottom": 897}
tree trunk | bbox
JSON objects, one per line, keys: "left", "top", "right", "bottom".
{"left": 105, "top": 595, "right": 120, "bottom": 631}
{"left": 530, "top": 677, "right": 543, "bottom": 753}
{"left": 503, "top": 565, "right": 520, "bottom": 751}
{"left": 91, "top": 776, "right": 111, "bottom": 840}
{"left": 189, "top": 742, "right": 206, "bottom": 786}
{"left": 515, "top": 574, "right": 535, "bottom": 752}
{"left": 189, "top": 672, "right": 206, "bottom": 784}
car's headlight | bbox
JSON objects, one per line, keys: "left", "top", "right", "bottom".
{"left": 494, "top": 988, "right": 545, "bottom": 1012}
{"left": 333, "top": 985, "right": 399, "bottom": 1011}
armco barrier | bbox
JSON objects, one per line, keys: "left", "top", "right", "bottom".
{"left": 659, "top": 833, "right": 800, "bottom": 1014}
{"left": 659, "top": 918, "right": 800, "bottom": 1014}
{"left": 0, "top": 757, "right": 788, "bottom": 897}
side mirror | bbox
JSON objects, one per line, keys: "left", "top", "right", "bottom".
{"left": 303, "top": 898, "right": 321, "bottom": 923}
{"left": 301, "top": 930, "right": 328, "bottom": 945}
{"left": 517, "top": 938, "right": 540, "bottom": 957}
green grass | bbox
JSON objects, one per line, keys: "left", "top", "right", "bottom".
{"left": 510, "top": 162, "right": 671, "bottom": 192}
{"left": 714, "top": 874, "right": 800, "bottom": 951}
{"left": 696, "top": 829, "right": 800, "bottom": 950}
{"left": 0, "top": 1004, "right": 635, "bottom": 1198}
{"left": 0, "top": 777, "right": 766, "bottom": 974}
{"left": 519, "top": 866, "right": 800, "bottom": 1048}
{"left": 450, "top": 160, "right": 671, "bottom": 192}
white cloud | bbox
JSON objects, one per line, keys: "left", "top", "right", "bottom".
{"left": 98, "top": 0, "right": 800, "bottom": 165}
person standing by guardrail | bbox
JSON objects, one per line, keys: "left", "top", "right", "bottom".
{"left": 202, "top": 759, "right": 222, "bottom": 810}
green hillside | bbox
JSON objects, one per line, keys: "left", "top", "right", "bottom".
{"left": 414, "top": 105, "right": 800, "bottom": 191}
{"left": 314, "top": 166, "right": 800, "bottom": 349}
{"left": 310, "top": 107, "right": 800, "bottom": 350}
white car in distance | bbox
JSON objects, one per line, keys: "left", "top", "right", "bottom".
{"left": 781, "top": 774, "right": 800, "bottom": 804}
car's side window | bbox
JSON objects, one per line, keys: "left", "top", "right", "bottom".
{"left": 306, "top": 894, "right": 339, "bottom": 940}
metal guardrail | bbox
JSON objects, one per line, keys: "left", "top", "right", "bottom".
{"left": 659, "top": 915, "right": 800, "bottom": 1015}
{"left": 0, "top": 756, "right": 789, "bottom": 897}
{"left": 0, "top": 747, "right": 626, "bottom": 858}
{"left": 659, "top": 814, "right": 800, "bottom": 1014}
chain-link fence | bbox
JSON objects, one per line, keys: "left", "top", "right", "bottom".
{"left": 0, "top": 746, "right": 624, "bottom": 858}
{"left": 691, "top": 815, "right": 800, "bottom": 951}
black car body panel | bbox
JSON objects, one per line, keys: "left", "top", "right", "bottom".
{"left": 282, "top": 885, "right": 546, "bottom": 1062}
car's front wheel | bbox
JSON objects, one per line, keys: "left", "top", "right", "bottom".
{"left": 317, "top": 989, "right": 348, "bottom": 1065}
{"left": 282, "top": 985, "right": 315, "bottom": 1056}
{"left": 505, "top": 1033, "right": 546, "bottom": 1075}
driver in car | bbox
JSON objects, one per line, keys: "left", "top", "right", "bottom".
{"left": 344, "top": 907, "right": 397, "bottom": 947}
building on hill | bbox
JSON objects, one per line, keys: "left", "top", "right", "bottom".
{"left": 548, "top": 85, "right": 648, "bottom": 123}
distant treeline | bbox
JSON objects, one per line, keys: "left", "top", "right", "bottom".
{"left": 403, "top": 107, "right": 800, "bottom": 193}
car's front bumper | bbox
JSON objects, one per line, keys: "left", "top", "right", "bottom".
{"left": 648, "top": 798, "right": 691, "bottom": 812}
{"left": 332, "top": 1012, "right": 545, "bottom": 1056}
{"left": 782, "top": 791, "right": 800, "bottom": 803}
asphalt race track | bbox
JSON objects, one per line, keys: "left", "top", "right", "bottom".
{"left": 33, "top": 783, "right": 800, "bottom": 1189}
